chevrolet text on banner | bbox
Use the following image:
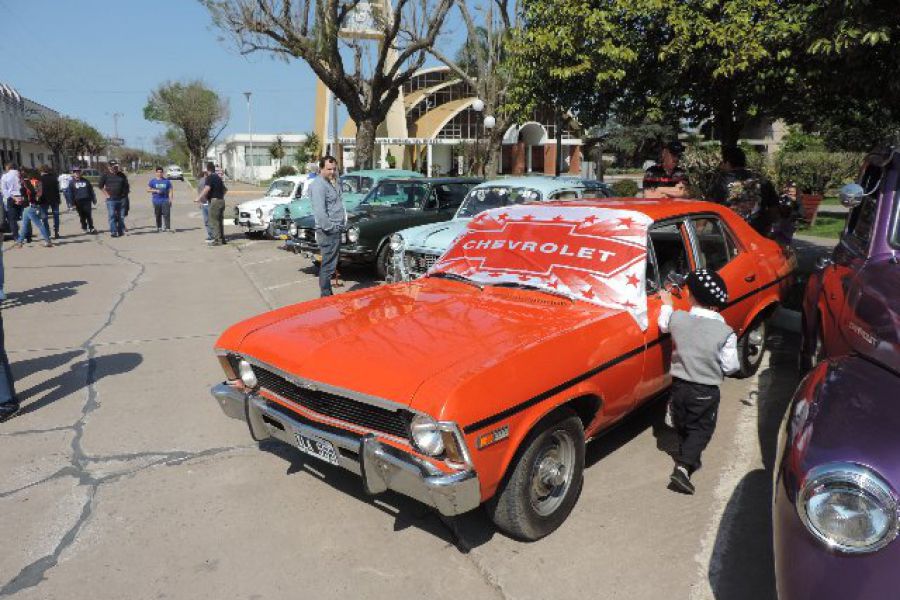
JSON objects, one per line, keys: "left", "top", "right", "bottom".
{"left": 428, "top": 204, "right": 653, "bottom": 328}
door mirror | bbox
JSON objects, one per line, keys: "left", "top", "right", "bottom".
{"left": 839, "top": 183, "right": 865, "bottom": 208}
{"left": 665, "top": 272, "right": 686, "bottom": 290}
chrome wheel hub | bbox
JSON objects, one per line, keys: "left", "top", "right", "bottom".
{"left": 529, "top": 431, "right": 576, "bottom": 516}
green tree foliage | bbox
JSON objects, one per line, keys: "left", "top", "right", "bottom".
{"left": 144, "top": 80, "right": 228, "bottom": 175}
{"left": 27, "top": 115, "right": 75, "bottom": 169}
{"left": 293, "top": 131, "right": 321, "bottom": 171}
{"left": 269, "top": 135, "right": 286, "bottom": 170}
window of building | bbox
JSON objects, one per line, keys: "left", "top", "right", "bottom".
{"left": 244, "top": 146, "right": 271, "bottom": 167}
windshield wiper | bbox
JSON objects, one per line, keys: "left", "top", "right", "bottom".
{"left": 492, "top": 281, "right": 575, "bottom": 302}
{"left": 428, "top": 272, "right": 484, "bottom": 290}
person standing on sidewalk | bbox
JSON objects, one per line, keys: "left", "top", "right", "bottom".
{"left": 58, "top": 169, "right": 74, "bottom": 210}
{"left": 195, "top": 161, "right": 226, "bottom": 245}
{"left": 196, "top": 166, "right": 213, "bottom": 243}
{"left": 68, "top": 167, "right": 97, "bottom": 233}
{"left": 147, "top": 167, "right": 174, "bottom": 232}
{"left": 38, "top": 165, "right": 62, "bottom": 239}
{"left": 98, "top": 160, "right": 129, "bottom": 237}
{"left": 12, "top": 170, "right": 53, "bottom": 248}
{"left": 308, "top": 155, "right": 345, "bottom": 297}
{"left": 2, "top": 163, "right": 24, "bottom": 238}
{"left": 0, "top": 241, "right": 19, "bottom": 422}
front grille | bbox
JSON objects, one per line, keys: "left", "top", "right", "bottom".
{"left": 240, "top": 212, "right": 251, "bottom": 219}
{"left": 404, "top": 251, "right": 439, "bottom": 276}
{"left": 252, "top": 365, "right": 409, "bottom": 438}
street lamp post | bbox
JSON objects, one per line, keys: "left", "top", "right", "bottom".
{"left": 243, "top": 91, "right": 254, "bottom": 184}
{"left": 471, "top": 99, "right": 484, "bottom": 176}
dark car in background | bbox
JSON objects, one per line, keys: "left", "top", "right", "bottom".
{"left": 774, "top": 147, "right": 900, "bottom": 599}
{"left": 291, "top": 177, "right": 482, "bottom": 278}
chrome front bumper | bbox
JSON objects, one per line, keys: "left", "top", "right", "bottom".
{"left": 210, "top": 382, "right": 481, "bottom": 516}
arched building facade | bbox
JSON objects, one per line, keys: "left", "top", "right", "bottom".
{"left": 323, "top": 67, "right": 584, "bottom": 176}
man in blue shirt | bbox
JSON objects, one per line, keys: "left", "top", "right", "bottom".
{"left": 148, "top": 167, "right": 175, "bottom": 232}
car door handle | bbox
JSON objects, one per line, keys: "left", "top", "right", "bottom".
{"left": 744, "top": 273, "right": 756, "bottom": 282}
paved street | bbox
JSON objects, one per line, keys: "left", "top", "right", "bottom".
{"left": 2, "top": 178, "right": 809, "bottom": 599}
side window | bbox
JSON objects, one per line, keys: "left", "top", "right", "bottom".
{"left": 690, "top": 217, "right": 737, "bottom": 272}
{"left": 550, "top": 190, "right": 579, "bottom": 200}
{"left": 648, "top": 221, "right": 691, "bottom": 285}
{"left": 341, "top": 177, "right": 358, "bottom": 194}
{"left": 846, "top": 195, "right": 877, "bottom": 248}
{"left": 645, "top": 240, "right": 661, "bottom": 293}
{"left": 359, "top": 177, "right": 374, "bottom": 194}
{"left": 435, "top": 184, "right": 470, "bottom": 209}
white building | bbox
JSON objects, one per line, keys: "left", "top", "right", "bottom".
{"left": 1, "top": 82, "right": 62, "bottom": 169}
{"left": 209, "top": 133, "right": 311, "bottom": 183}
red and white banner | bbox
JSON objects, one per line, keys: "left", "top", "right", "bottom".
{"left": 429, "top": 204, "right": 653, "bottom": 328}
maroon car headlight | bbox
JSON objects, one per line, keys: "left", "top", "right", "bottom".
{"left": 798, "top": 462, "right": 899, "bottom": 554}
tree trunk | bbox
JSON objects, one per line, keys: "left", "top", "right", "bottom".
{"left": 355, "top": 119, "right": 378, "bottom": 170}
{"left": 484, "top": 127, "right": 506, "bottom": 177}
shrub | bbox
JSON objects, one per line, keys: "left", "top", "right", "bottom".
{"left": 681, "top": 144, "right": 722, "bottom": 200}
{"left": 610, "top": 178, "right": 640, "bottom": 197}
{"left": 773, "top": 151, "right": 862, "bottom": 194}
{"left": 273, "top": 165, "right": 298, "bottom": 178}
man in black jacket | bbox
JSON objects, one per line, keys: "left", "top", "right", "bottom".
{"left": 69, "top": 167, "right": 97, "bottom": 233}
{"left": 98, "top": 160, "right": 130, "bottom": 237}
{"left": 37, "top": 165, "right": 61, "bottom": 239}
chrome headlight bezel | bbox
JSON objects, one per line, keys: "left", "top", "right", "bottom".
{"left": 389, "top": 233, "right": 405, "bottom": 252}
{"left": 289, "top": 223, "right": 298, "bottom": 237}
{"left": 409, "top": 414, "right": 444, "bottom": 456}
{"left": 347, "top": 226, "right": 360, "bottom": 244}
{"left": 237, "top": 359, "right": 258, "bottom": 389}
{"left": 798, "top": 462, "right": 899, "bottom": 554}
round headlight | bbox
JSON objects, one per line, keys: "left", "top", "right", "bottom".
{"left": 389, "top": 233, "right": 405, "bottom": 252}
{"left": 347, "top": 226, "right": 360, "bottom": 243}
{"left": 410, "top": 414, "right": 444, "bottom": 456}
{"left": 289, "top": 223, "right": 298, "bottom": 237}
{"left": 256, "top": 208, "right": 264, "bottom": 219}
{"left": 238, "top": 359, "right": 258, "bottom": 389}
{"left": 798, "top": 463, "right": 899, "bottom": 553}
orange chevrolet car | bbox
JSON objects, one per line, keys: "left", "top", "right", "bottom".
{"left": 211, "top": 199, "right": 795, "bottom": 540}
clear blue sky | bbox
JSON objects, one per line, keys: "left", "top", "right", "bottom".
{"left": 0, "top": 0, "right": 325, "bottom": 151}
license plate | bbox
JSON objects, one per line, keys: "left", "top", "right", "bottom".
{"left": 279, "top": 234, "right": 289, "bottom": 240}
{"left": 293, "top": 430, "right": 339, "bottom": 465}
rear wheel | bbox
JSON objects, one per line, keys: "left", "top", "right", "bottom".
{"left": 736, "top": 316, "right": 768, "bottom": 378}
{"left": 376, "top": 244, "right": 391, "bottom": 280}
{"left": 488, "top": 411, "right": 585, "bottom": 541}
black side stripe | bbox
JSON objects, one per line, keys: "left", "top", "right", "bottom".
{"left": 462, "top": 272, "right": 792, "bottom": 435}
{"left": 463, "top": 334, "right": 670, "bottom": 434}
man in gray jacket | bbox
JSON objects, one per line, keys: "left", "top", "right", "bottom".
{"left": 308, "top": 155, "right": 346, "bottom": 296}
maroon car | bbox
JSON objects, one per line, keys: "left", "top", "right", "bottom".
{"left": 774, "top": 147, "right": 900, "bottom": 598}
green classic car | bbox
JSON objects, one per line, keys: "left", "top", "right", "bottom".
{"left": 290, "top": 177, "right": 482, "bottom": 278}
{"left": 271, "top": 169, "right": 424, "bottom": 239}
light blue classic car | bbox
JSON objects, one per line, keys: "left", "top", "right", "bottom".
{"left": 389, "top": 176, "right": 611, "bottom": 281}
{"left": 271, "top": 169, "right": 425, "bottom": 239}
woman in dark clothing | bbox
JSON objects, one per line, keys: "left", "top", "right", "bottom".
{"left": 38, "top": 165, "right": 62, "bottom": 239}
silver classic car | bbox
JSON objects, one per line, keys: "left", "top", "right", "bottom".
{"left": 389, "top": 176, "right": 611, "bottom": 280}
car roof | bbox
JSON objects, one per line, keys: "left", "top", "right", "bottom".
{"left": 271, "top": 175, "right": 309, "bottom": 182}
{"left": 540, "top": 197, "right": 734, "bottom": 221}
{"left": 375, "top": 177, "right": 483, "bottom": 185}
{"left": 472, "top": 176, "right": 600, "bottom": 194}
{"left": 344, "top": 169, "right": 423, "bottom": 178}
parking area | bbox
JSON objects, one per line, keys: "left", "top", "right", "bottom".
{"left": 1, "top": 179, "right": 818, "bottom": 599}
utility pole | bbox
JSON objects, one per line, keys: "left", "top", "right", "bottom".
{"left": 244, "top": 91, "right": 254, "bottom": 184}
{"left": 107, "top": 111, "right": 123, "bottom": 160}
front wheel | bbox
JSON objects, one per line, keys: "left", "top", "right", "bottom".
{"left": 736, "top": 316, "right": 768, "bottom": 378}
{"left": 488, "top": 411, "right": 585, "bottom": 541}
{"left": 376, "top": 244, "right": 391, "bottom": 281}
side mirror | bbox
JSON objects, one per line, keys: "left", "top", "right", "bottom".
{"left": 839, "top": 183, "right": 864, "bottom": 208}
{"left": 665, "top": 272, "right": 686, "bottom": 289}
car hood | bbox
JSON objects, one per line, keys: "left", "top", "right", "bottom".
{"left": 237, "top": 196, "right": 292, "bottom": 211}
{"left": 281, "top": 195, "right": 368, "bottom": 222}
{"left": 227, "top": 280, "right": 621, "bottom": 408}
{"left": 402, "top": 218, "right": 470, "bottom": 252}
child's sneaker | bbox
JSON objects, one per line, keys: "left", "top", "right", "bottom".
{"left": 669, "top": 465, "right": 695, "bottom": 495}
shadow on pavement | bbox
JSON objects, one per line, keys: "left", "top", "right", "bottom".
{"left": 14, "top": 351, "right": 143, "bottom": 416}
{"left": 1, "top": 280, "right": 87, "bottom": 309}
{"left": 258, "top": 438, "right": 497, "bottom": 551}
{"left": 707, "top": 328, "right": 800, "bottom": 600}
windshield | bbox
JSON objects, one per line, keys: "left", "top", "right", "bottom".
{"left": 456, "top": 186, "right": 542, "bottom": 219}
{"left": 361, "top": 181, "right": 430, "bottom": 208}
{"left": 266, "top": 180, "right": 295, "bottom": 197}
{"left": 428, "top": 204, "right": 653, "bottom": 328}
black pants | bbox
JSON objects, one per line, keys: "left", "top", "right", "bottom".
{"left": 153, "top": 201, "right": 171, "bottom": 230}
{"left": 75, "top": 200, "right": 94, "bottom": 231}
{"left": 670, "top": 378, "right": 720, "bottom": 472}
